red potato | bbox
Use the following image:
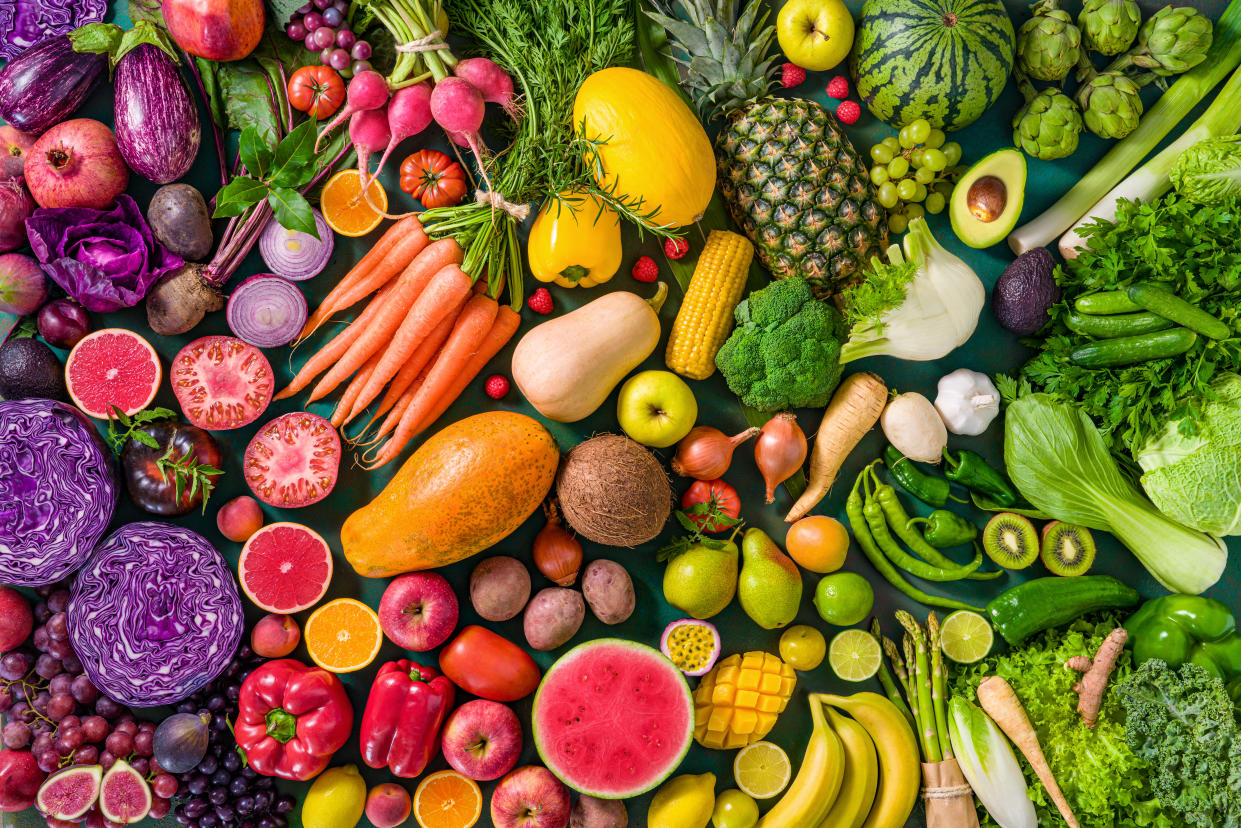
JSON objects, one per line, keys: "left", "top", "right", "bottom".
{"left": 523, "top": 588, "right": 584, "bottom": 652}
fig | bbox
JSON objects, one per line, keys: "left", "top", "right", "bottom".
{"left": 153, "top": 712, "right": 210, "bottom": 774}
{"left": 36, "top": 764, "right": 101, "bottom": 820}
{"left": 98, "top": 759, "right": 151, "bottom": 824}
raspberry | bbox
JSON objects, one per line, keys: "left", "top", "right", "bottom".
{"left": 484, "top": 374, "right": 510, "bottom": 399}
{"left": 664, "top": 237, "right": 690, "bottom": 260}
{"left": 826, "top": 76, "right": 850, "bottom": 99}
{"left": 631, "top": 256, "right": 659, "bottom": 283}
{"left": 836, "top": 100, "right": 861, "bottom": 125}
{"left": 780, "top": 62, "right": 806, "bottom": 89}
{"left": 526, "top": 287, "right": 554, "bottom": 314}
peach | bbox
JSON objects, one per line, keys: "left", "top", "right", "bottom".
{"left": 216, "top": 495, "right": 263, "bottom": 543}
{"left": 365, "top": 783, "right": 411, "bottom": 828}
{"left": 250, "top": 614, "right": 300, "bottom": 659}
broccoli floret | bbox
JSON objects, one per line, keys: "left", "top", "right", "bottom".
{"left": 715, "top": 279, "right": 845, "bottom": 411}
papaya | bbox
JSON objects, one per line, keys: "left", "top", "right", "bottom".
{"left": 341, "top": 412, "right": 558, "bottom": 577}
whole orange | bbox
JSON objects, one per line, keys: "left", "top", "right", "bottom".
{"left": 785, "top": 516, "right": 849, "bottom": 573}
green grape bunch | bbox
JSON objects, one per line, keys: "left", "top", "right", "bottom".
{"left": 867, "top": 119, "right": 962, "bottom": 234}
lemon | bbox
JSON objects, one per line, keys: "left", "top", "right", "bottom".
{"left": 829, "top": 629, "right": 882, "bottom": 682}
{"left": 302, "top": 764, "right": 366, "bottom": 828}
{"left": 712, "top": 789, "right": 759, "bottom": 828}
{"left": 733, "top": 741, "right": 791, "bottom": 800}
{"left": 648, "top": 773, "right": 717, "bottom": 828}
{"left": 940, "top": 610, "right": 995, "bottom": 664}
{"left": 779, "top": 625, "right": 827, "bottom": 671}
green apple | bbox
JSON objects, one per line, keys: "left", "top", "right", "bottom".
{"left": 617, "top": 370, "right": 698, "bottom": 448}
{"left": 777, "top": 0, "right": 854, "bottom": 72}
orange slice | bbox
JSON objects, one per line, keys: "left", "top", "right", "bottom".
{"left": 322, "top": 169, "right": 387, "bottom": 237}
{"left": 413, "top": 771, "right": 481, "bottom": 828}
{"left": 304, "top": 598, "right": 382, "bottom": 673}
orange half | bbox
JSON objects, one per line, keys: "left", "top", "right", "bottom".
{"left": 304, "top": 598, "right": 382, "bottom": 673}
{"left": 322, "top": 169, "right": 387, "bottom": 237}
{"left": 413, "top": 770, "right": 482, "bottom": 828}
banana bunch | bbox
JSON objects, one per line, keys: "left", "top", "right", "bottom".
{"left": 757, "top": 692, "right": 919, "bottom": 828}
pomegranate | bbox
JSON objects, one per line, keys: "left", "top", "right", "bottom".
{"left": 164, "top": 0, "right": 265, "bottom": 62}
{"left": 26, "top": 119, "right": 128, "bottom": 210}
{"left": 0, "top": 126, "right": 35, "bottom": 179}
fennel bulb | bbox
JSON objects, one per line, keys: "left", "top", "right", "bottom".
{"left": 948, "top": 697, "right": 1037, "bottom": 828}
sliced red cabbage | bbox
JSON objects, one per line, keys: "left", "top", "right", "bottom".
{"left": 68, "top": 522, "right": 244, "bottom": 707}
{"left": 258, "top": 208, "right": 333, "bottom": 281}
{"left": 226, "top": 274, "right": 308, "bottom": 349}
{"left": 0, "top": 0, "right": 108, "bottom": 62}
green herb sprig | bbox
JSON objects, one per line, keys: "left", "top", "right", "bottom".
{"left": 157, "top": 445, "right": 225, "bottom": 514}
{"left": 105, "top": 406, "right": 177, "bottom": 454}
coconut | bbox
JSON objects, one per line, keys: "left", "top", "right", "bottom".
{"left": 556, "top": 434, "right": 671, "bottom": 547}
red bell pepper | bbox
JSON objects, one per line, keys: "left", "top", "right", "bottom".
{"left": 234, "top": 659, "right": 353, "bottom": 781}
{"left": 360, "top": 660, "right": 455, "bottom": 778}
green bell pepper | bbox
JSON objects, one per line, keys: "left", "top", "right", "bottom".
{"left": 942, "top": 448, "right": 1018, "bottom": 507}
{"left": 1125, "top": 595, "right": 1241, "bottom": 682}
{"left": 906, "top": 510, "right": 977, "bottom": 548}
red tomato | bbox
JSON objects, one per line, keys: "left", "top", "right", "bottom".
{"left": 287, "top": 66, "right": 346, "bottom": 120}
{"left": 399, "top": 149, "right": 468, "bottom": 208}
{"left": 681, "top": 479, "right": 742, "bottom": 533}
{"left": 438, "top": 626, "right": 540, "bottom": 702}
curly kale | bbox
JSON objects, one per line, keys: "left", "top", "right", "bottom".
{"left": 714, "top": 279, "right": 845, "bottom": 411}
{"left": 1117, "top": 659, "right": 1241, "bottom": 828}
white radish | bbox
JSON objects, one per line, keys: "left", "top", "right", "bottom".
{"left": 881, "top": 391, "right": 947, "bottom": 464}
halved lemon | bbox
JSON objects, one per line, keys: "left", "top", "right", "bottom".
{"left": 733, "top": 741, "right": 791, "bottom": 800}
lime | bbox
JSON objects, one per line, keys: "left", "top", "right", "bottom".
{"left": 778, "top": 625, "right": 826, "bottom": 671}
{"left": 940, "top": 610, "right": 995, "bottom": 664}
{"left": 733, "top": 741, "right": 791, "bottom": 800}
{"left": 712, "top": 789, "right": 759, "bottom": 828}
{"left": 813, "top": 572, "right": 874, "bottom": 626}
{"left": 829, "top": 629, "right": 882, "bottom": 682}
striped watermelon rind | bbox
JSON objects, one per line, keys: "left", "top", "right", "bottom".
{"left": 851, "top": 0, "right": 1016, "bottom": 132}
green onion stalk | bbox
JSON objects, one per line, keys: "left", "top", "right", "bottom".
{"left": 349, "top": 0, "right": 458, "bottom": 87}
{"left": 1009, "top": 0, "right": 1241, "bottom": 255}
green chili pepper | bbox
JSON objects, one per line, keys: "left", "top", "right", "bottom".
{"left": 906, "top": 510, "right": 978, "bottom": 548}
{"left": 942, "top": 448, "right": 1018, "bottom": 507}
{"left": 861, "top": 469, "right": 986, "bottom": 582}
{"left": 883, "top": 445, "right": 954, "bottom": 507}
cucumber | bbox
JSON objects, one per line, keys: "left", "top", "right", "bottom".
{"left": 1127, "top": 283, "right": 1232, "bottom": 340}
{"left": 1074, "top": 290, "right": 1142, "bottom": 315}
{"left": 1064, "top": 310, "right": 1173, "bottom": 339}
{"left": 1070, "top": 327, "right": 1197, "bottom": 368}
{"left": 986, "top": 575, "right": 1140, "bottom": 645}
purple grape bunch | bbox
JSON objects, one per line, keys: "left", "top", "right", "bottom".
{"left": 285, "top": 0, "right": 373, "bottom": 76}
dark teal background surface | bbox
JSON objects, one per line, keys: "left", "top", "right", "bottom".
{"left": 2, "top": 0, "right": 1236, "bottom": 825}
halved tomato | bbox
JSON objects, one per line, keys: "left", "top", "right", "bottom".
{"left": 171, "top": 336, "right": 274, "bottom": 430}
{"left": 244, "top": 412, "right": 341, "bottom": 508}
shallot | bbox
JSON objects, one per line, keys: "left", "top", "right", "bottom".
{"left": 671, "top": 425, "right": 759, "bottom": 480}
{"left": 533, "top": 505, "right": 582, "bottom": 587}
{"left": 754, "top": 412, "right": 808, "bottom": 504}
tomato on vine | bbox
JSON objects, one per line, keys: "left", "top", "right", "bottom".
{"left": 399, "top": 149, "right": 468, "bottom": 208}
{"left": 680, "top": 479, "right": 742, "bottom": 533}
{"left": 288, "top": 66, "right": 346, "bottom": 120}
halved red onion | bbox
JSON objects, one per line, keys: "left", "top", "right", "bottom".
{"left": 257, "top": 208, "right": 333, "bottom": 281}
{"left": 226, "top": 275, "right": 308, "bottom": 349}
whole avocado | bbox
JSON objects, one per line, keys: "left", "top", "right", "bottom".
{"left": 0, "top": 336, "right": 69, "bottom": 402}
{"left": 993, "top": 248, "right": 1059, "bottom": 335}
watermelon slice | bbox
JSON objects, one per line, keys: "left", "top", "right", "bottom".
{"left": 64, "top": 328, "right": 161, "bottom": 418}
{"left": 238, "top": 522, "right": 333, "bottom": 613}
{"left": 532, "top": 639, "right": 693, "bottom": 798}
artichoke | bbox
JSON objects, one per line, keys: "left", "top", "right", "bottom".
{"left": 1016, "top": 0, "right": 1082, "bottom": 82}
{"left": 1013, "top": 76, "right": 1083, "bottom": 160}
{"left": 1077, "top": 70, "right": 1144, "bottom": 139}
{"left": 1109, "top": 6, "right": 1213, "bottom": 76}
{"left": 1078, "top": 0, "right": 1140, "bottom": 56}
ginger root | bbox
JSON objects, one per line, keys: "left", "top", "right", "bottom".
{"left": 1065, "top": 626, "right": 1128, "bottom": 728}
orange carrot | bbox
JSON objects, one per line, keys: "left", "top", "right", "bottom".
{"left": 303, "top": 240, "right": 464, "bottom": 403}
{"left": 298, "top": 216, "right": 427, "bottom": 340}
{"left": 331, "top": 349, "right": 383, "bottom": 428}
{"left": 365, "top": 372, "right": 425, "bottom": 444}
{"left": 274, "top": 282, "right": 394, "bottom": 400}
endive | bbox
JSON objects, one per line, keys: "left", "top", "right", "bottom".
{"left": 947, "top": 697, "right": 1037, "bottom": 828}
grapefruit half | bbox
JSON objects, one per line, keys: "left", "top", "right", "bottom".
{"left": 64, "top": 329, "right": 161, "bottom": 419}
{"left": 238, "top": 522, "right": 333, "bottom": 614}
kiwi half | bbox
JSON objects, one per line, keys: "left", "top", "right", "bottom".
{"left": 982, "top": 513, "right": 1039, "bottom": 569}
{"left": 1040, "top": 521, "right": 1097, "bottom": 576}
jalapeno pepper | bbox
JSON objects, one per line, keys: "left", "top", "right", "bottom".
{"left": 1126, "top": 595, "right": 1241, "bottom": 682}
{"left": 884, "top": 445, "right": 953, "bottom": 507}
{"left": 906, "top": 510, "right": 978, "bottom": 548}
{"left": 942, "top": 448, "right": 1018, "bottom": 507}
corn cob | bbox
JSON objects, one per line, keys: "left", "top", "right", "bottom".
{"left": 666, "top": 230, "right": 754, "bottom": 380}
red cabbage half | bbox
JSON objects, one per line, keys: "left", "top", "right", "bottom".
{"left": 0, "top": 0, "right": 107, "bottom": 62}
{"left": 0, "top": 398, "right": 117, "bottom": 586}
{"left": 68, "top": 522, "right": 244, "bottom": 707}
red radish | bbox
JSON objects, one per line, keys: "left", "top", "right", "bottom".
{"left": 364, "top": 83, "right": 433, "bottom": 188}
{"left": 0, "top": 252, "right": 46, "bottom": 314}
{"left": 430, "top": 77, "right": 487, "bottom": 164}
{"left": 315, "top": 70, "right": 389, "bottom": 151}
{"left": 0, "top": 126, "right": 35, "bottom": 180}
{"left": 454, "top": 58, "right": 517, "bottom": 119}
{"left": 25, "top": 119, "right": 128, "bottom": 210}
{"left": 350, "top": 107, "right": 391, "bottom": 188}
{"left": 0, "top": 178, "right": 32, "bottom": 253}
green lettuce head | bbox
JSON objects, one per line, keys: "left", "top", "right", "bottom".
{"left": 1137, "top": 373, "right": 1241, "bottom": 536}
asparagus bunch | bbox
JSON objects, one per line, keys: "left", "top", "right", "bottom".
{"left": 877, "top": 611, "right": 954, "bottom": 763}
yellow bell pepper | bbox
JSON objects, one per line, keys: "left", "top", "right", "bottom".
{"left": 527, "top": 192, "right": 622, "bottom": 288}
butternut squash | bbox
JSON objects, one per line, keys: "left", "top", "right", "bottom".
{"left": 512, "top": 284, "right": 667, "bottom": 423}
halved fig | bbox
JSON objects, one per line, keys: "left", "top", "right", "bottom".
{"left": 36, "top": 764, "right": 101, "bottom": 821}
{"left": 98, "top": 759, "right": 151, "bottom": 825}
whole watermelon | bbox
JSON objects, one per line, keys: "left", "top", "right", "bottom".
{"left": 851, "top": 0, "right": 1016, "bottom": 132}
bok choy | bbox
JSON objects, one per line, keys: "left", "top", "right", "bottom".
{"left": 948, "top": 696, "right": 1037, "bottom": 828}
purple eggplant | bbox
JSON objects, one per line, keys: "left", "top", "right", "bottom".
{"left": 114, "top": 43, "right": 201, "bottom": 185}
{"left": 0, "top": 35, "right": 106, "bottom": 134}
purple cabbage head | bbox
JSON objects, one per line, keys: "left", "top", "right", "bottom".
{"left": 0, "top": 0, "right": 107, "bottom": 62}
{"left": 25, "top": 194, "right": 183, "bottom": 313}
{"left": 69, "top": 522, "right": 244, "bottom": 707}
{"left": 0, "top": 399, "right": 116, "bottom": 586}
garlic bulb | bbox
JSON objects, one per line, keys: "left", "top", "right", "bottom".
{"left": 934, "top": 368, "right": 1000, "bottom": 436}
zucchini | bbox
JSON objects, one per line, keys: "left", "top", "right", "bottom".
{"left": 1070, "top": 327, "right": 1197, "bottom": 368}
{"left": 1074, "top": 290, "right": 1141, "bottom": 315}
{"left": 1127, "top": 283, "right": 1232, "bottom": 340}
{"left": 1064, "top": 310, "right": 1173, "bottom": 339}
{"left": 986, "top": 575, "right": 1140, "bottom": 645}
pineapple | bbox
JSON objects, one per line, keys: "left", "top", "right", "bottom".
{"left": 649, "top": 0, "right": 888, "bottom": 297}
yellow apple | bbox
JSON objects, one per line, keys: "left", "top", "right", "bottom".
{"left": 777, "top": 0, "right": 855, "bottom": 72}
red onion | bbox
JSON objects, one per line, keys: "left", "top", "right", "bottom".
{"left": 0, "top": 177, "right": 33, "bottom": 253}
{"left": 226, "top": 274, "right": 308, "bottom": 349}
{"left": 25, "top": 118, "right": 128, "bottom": 210}
{"left": 37, "top": 298, "right": 92, "bottom": 348}
{"left": 258, "top": 207, "right": 332, "bottom": 281}
{"left": 0, "top": 252, "right": 47, "bottom": 315}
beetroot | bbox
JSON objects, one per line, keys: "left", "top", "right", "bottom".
{"left": 0, "top": 178, "right": 34, "bottom": 253}
{"left": 25, "top": 119, "right": 128, "bottom": 210}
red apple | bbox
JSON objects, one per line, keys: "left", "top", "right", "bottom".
{"left": 379, "top": 572, "right": 458, "bottom": 652}
{"left": 0, "top": 749, "right": 45, "bottom": 812}
{"left": 365, "top": 782, "right": 411, "bottom": 828}
{"left": 441, "top": 700, "right": 523, "bottom": 781}
{"left": 0, "top": 586, "right": 32, "bottom": 652}
{"left": 490, "top": 766, "right": 571, "bottom": 828}
{"left": 163, "top": 0, "right": 265, "bottom": 62}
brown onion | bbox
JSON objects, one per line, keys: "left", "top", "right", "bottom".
{"left": 671, "top": 425, "right": 759, "bottom": 479}
{"left": 755, "top": 412, "right": 808, "bottom": 503}
{"left": 533, "top": 503, "right": 583, "bottom": 586}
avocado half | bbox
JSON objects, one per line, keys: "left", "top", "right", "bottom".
{"left": 950, "top": 149, "right": 1027, "bottom": 249}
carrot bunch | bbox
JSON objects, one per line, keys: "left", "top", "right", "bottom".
{"left": 276, "top": 216, "right": 520, "bottom": 468}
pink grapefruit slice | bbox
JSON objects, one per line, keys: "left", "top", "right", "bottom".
{"left": 238, "top": 522, "right": 333, "bottom": 614}
{"left": 65, "top": 329, "right": 161, "bottom": 419}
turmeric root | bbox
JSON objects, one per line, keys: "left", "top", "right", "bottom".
{"left": 1065, "top": 626, "right": 1128, "bottom": 728}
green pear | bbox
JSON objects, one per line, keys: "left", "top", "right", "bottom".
{"left": 662, "top": 537, "right": 739, "bottom": 620}
{"left": 738, "top": 528, "right": 803, "bottom": 629}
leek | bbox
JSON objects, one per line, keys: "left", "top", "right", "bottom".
{"left": 948, "top": 697, "right": 1037, "bottom": 828}
{"left": 1009, "top": 0, "right": 1241, "bottom": 255}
